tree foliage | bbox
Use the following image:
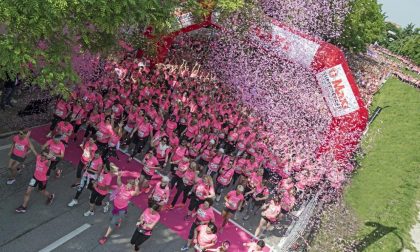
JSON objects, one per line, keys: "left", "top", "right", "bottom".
{"left": 0, "top": 0, "right": 242, "bottom": 95}
{"left": 336, "top": 0, "right": 386, "bottom": 53}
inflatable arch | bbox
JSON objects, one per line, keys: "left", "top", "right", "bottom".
{"left": 147, "top": 12, "right": 369, "bottom": 170}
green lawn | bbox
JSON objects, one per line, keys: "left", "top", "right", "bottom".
{"left": 345, "top": 77, "right": 420, "bottom": 252}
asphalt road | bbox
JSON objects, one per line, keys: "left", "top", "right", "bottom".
{"left": 0, "top": 135, "right": 285, "bottom": 252}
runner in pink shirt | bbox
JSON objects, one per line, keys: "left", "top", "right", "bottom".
{"left": 186, "top": 175, "right": 215, "bottom": 219}
{"left": 207, "top": 148, "right": 224, "bottom": 178}
{"left": 69, "top": 99, "right": 87, "bottom": 141}
{"left": 84, "top": 163, "right": 117, "bottom": 216}
{"left": 130, "top": 204, "right": 161, "bottom": 251}
{"left": 15, "top": 151, "right": 55, "bottom": 213}
{"left": 243, "top": 240, "right": 265, "bottom": 252}
{"left": 47, "top": 98, "right": 71, "bottom": 137}
{"left": 7, "top": 129, "right": 36, "bottom": 185}
{"left": 129, "top": 115, "right": 153, "bottom": 161}
{"left": 81, "top": 107, "right": 103, "bottom": 146}
{"left": 169, "top": 161, "right": 197, "bottom": 209}
{"left": 95, "top": 116, "right": 115, "bottom": 152}
{"left": 138, "top": 150, "right": 161, "bottom": 192}
{"left": 255, "top": 195, "right": 282, "bottom": 237}
{"left": 181, "top": 198, "right": 215, "bottom": 251}
{"left": 99, "top": 172, "right": 140, "bottom": 245}
{"left": 55, "top": 120, "right": 74, "bottom": 145}
{"left": 243, "top": 181, "right": 270, "bottom": 220}
{"left": 169, "top": 139, "right": 188, "bottom": 173}
{"left": 221, "top": 185, "right": 245, "bottom": 230}
{"left": 148, "top": 176, "right": 170, "bottom": 207}
{"left": 72, "top": 137, "right": 98, "bottom": 188}
{"left": 68, "top": 151, "right": 103, "bottom": 207}
{"left": 42, "top": 134, "right": 65, "bottom": 178}
{"left": 193, "top": 223, "right": 218, "bottom": 251}
{"left": 215, "top": 159, "right": 235, "bottom": 202}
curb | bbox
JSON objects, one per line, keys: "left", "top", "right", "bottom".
{"left": 0, "top": 123, "right": 50, "bottom": 139}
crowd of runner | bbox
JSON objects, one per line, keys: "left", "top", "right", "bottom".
{"left": 5, "top": 54, "right": 299, "bottom": 251}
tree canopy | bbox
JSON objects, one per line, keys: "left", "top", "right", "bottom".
{"left": 0, "top": 0, "right": 243, "bottom": 94}
{"left": 336, "top": 0, "right": 386, "bottom": 53}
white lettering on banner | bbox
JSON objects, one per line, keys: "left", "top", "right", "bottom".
{"left": 316, "top": 64, "right": 359, "bottom": 117}
{"left": 251, "top": 23, "right": 320, "bottom": 69}
{"left": 178, "top": 12, "right": 194, "bottom": 28}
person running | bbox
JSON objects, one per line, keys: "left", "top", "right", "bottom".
{"left": 15, "top": 150, "right": 55, "bottom": 213}
{"left": 84, "top": 163, "right": 117, "bottom": 216}
{"left": 254, "top": 195, "right": 282, "bottom": 237}
{"left": 148, "top": 176, "right": 170, "bottom": 208}
{"left": 243, "top": 239, "right": 265, "bottom": 252}
{"left": 193, "top": 222, "right": 218, "bottom": 252}
{"left": 42, "top": 134, "right": 65, "bottom": 178}
{"left": 221, "top": 185, "right": 245, "bottom": 231}
{"left": 46, "top": 97, "right": 71, "bottom": 138}
{"left": 206, "top": 241, "right": 230, "bottom": 252}
{"left": 7, "top": 129, "right": 36, "bottom": 184}
{"left": 169, "top": 161, "right": 197, "bottom": 209}
{"left": 138, "top": 149, "right": 161, "bottom": 193}
{"left": 130, "top": 204, "right": 161, "bottom": 251}
{"left": 186, "top": 175, "right": 215, "bottom": 219}
{"left": 68, "top": 151, "right": 103, "bottom": 207}
{"left": 214, "top": 159, "right": 235, "bottom": 202}
{"left": 181, "top": 198, "right": 215, "bottom": 251}
{"left": 243, "top": 181, "right": 270, "bottom": 220}
{"left": 99, "top": 172, "right": 140, "bottom": 245}
{"left": 72, "top": 136, "right": 97, "bottom": 188}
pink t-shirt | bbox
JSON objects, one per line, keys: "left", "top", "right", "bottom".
{"left": 12, "top": 135, "right": 29, "bottom": 157}
{"left": 217, "top": 168, "right": 234, "bottom": 186}
{"left": 137, "top": 121, "right": 153, "bottom": 138}
{"left": 195, "top": 182, "right": 213, "bottom": 200}
{"left": 34, "top": 155, "right": 49, "bottom": 181}
{"left": 46, "top": 139, "right": 65, "bottom": 157}
{"left": 247, "top": 242, "right": 263, "bottom": 252}
{"left": 80, "top": 141, "right": 97, "bottom": 164}
{"left": 175, "top": 159, "right": 189, "bottom": 177}
{"left": 263, "top": 200, "right": 282, "bottom": 222}
{"left": 151, "top": 182, "right": 170, "bottom": 204}
{"left": 96, "top": 122, "right": 114, "bottom": 143}
{"left": 56, "top": 122, "right": 73, "bottom": 143}
{"left": 113, "top": 185, "right": 135, "bottom": 209}
{"left": 196, "top": 225, "right": 217, "bottom": 248}
{"left": 182, "top": 169, "right": 196, "bottom": 186}
{"left": 87, "top": 157, "right": 103, "bottom": 171}
{"left": 142, "top": 155, "right": 159, "bottom": 176}
{"left": 95, "top": 172, "right": 112, "bottom": 195}
{"left": 196, "top": 204, "right": 215, "bottom": 224}
{"left": 54, "top": 100, "right": 69, "bottom": 119}
{"left": 208, "top": 154, "right": 222, "bottom": 172}
{"left": 172, "top": 146, "right": 187, "bottom": 162}
{"left": 225, "top": 190, "right": 244, "bottom": 210}
{"left": 140, "top": 208, "right": 160, "bottom": 235}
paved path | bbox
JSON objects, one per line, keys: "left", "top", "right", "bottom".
{"left": 0, "top": 133, "right": 286, "bottom": 252}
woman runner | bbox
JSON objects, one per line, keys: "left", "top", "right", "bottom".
{"left": 130, "top": 204, "right": 161, "bottom": 251}
{"left": 7, "top": 129, "right": 36, "bottom": 185}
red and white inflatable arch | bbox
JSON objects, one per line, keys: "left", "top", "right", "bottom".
{"left": 147, "top": 12, "right": 368, "bottom": 168}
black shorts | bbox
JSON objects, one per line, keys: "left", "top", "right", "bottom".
{"left": 130, "top": 228, "right": 151, "bottom": 249}
{"left": 281, "top": 208, "right": 288, "bottom": 214}
{"left": 224, "top": 207, "right": 236, "bottom": 215}
{"left": 90, "top": 189, "right": 106, "bottom": 206}
{"left": 141, "top": 170, "right": 153, "bottom": 181}
{"left": 29, "top": 176, "right": 47, "bottom": 190}
{"left": 263, "top": 216, "right": 276, "bottom": 224}
{"left": 10, "top": 153, "right": 25, "bottom": 163}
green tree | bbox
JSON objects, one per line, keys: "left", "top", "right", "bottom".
{"left": 0, "top": 0, "right": 243, "bottom": 95}
{"left": 336, "top": 0, "right": 386, "bottom": 53}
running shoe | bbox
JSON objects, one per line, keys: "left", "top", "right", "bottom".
{"left": 46, "top": 132, "right": 52, "bottom": 138}
{"left": 6, "top": 178, "right": 16, "bottom": 185}
{"left": 47, "top": 193, "right": 55, "bottom": 205}
{"left": 68, "top": 199, "right": 78, "bottom": 207}
{"left": 15, "top": 205, "right": 27, "bottom": 213}
{"left": 84, "top": 210, "right": 94, "bottom": 217}
{"left": 103, "top": 201, "right": 110, "bottom": 213}
{"left": 181, "top": 245, "right": 190, "bottom": 251}
{"left": 55, "top": 169, "right": 62, "bottom": 178}
{"left": 98, "top": 237, "right": 108, "bottom": 245}
{"left": 71, "top": 183, "right": 80, "bottom": 188}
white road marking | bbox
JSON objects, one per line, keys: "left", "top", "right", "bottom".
{"left": 0, "top": 144, "right": 12, "bottom": 151}
{"left": 212, "top": 207, "right": 273, "bottom": 251}
{"left": 38, "top": 223, "right": 91, "bottom": 252}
